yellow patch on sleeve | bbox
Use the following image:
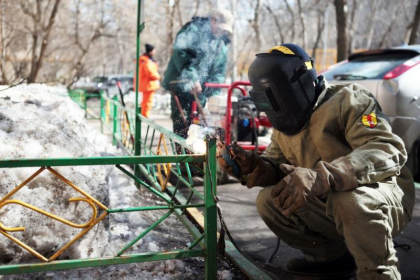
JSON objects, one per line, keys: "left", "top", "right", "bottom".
{"left": 362, "top": 113, "right": 378, "bottom": 128}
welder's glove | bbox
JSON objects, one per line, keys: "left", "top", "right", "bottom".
{"left": 217, "top": 143, "right": 281, "bottom": 188}
{"left": 271, "top": 157, "right": 358, "bottom": 217}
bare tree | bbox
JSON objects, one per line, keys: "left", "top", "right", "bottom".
{"left": 409, "top": 0, "right": 420, "bottom": 44}
{"left": 365, "top": 0, "right": 378, "bottom": 49}
{"left": 312, "top": 7, "right": 326, "bottom": 60}
{"left": 0, "top": 0, "right": 8, "bottom": 84}
{"left": 19, "top": 0, "right": 61, "bottom": 83}
{"left": 66, "top": 0, "right": 113, "bottom": 87}
{"left": 2, "top": 0, "right": 420, "bottom": 86}
{"left": 283, "top": 0, "right": 296, "bottom": 42}
{"left": 265, "top": 4, "right": 285, "bottom": 45}
{"left": 334, "top": 0, "right": 348, "bottom": 62}
{"left": 379, "top": 2, "right": 403, "bottom": 48}
{"left": 251, "top": 0, "right": 263, "bottom": 52}
{"left": 297, "top": 0, "right": 307, "bottom": 50}
{"left": 347, "top": 0, "right": 359, "bottom": 55}
{"left": 164, "top": 0, "right": 179, "bottom": 65}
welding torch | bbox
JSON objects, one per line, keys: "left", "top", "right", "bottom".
{"left": 217, "top": 140, "right": 241, "bottom": 179}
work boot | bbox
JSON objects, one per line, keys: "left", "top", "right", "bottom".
{"left": 287, "top": 250, "right": 357, "bottom": 277}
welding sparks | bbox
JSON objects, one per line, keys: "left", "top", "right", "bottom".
{"left": 185, "top": 124, "right": 216, "bottom": 154}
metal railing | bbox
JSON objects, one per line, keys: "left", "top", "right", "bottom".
{"left": 0, "top": 98, "right": 218, "bottom": 278}
{"left": 68, "top": 89, "right": 101, "bottom": 120}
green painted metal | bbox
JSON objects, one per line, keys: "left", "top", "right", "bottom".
{"left": 188, "top": 234, "right": 205, "bottom": 250}
{"left": 117, "top": 210, "right": 174, "bottom": 256}
{"left": 0, "top": 249, "right": 204, "bottom": 276}
{"left": 112, "top": 95, "right": 118, "bottom": 145}
{"left": 107, "top": 203, "right": 205, "bottom": 213}
{"left": 68, "top": 89, "right": 87, "bottom": 109}
{"left": 116, "top": 164, "right": 173, "bottom": 204}
{"left": 135, "top": 107, "right": 142, "bottom": 188}
{"left": 0, "top": 155, "right": 205, "bottom": 168}
{"left": 172, "top": 201, "right": 206, "bottom": 250}
{"left": 169, "top": 170, "right": 205, "bottom": 201}
{"left": 224, "top": 242, "right": 272, "bottom": 280}
{"left": 204, "top": 139, "right": 218, "bottom": 280}
{"left": 68, "top": 89, "right": 100, "bottom": 120}
{"left": 100, "top": 92, "right": 104, "bottom": 133}
{"left": 134, "top": 0, "right": 141, "bottom": 161}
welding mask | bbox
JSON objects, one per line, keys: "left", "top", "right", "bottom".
{"left": 248, "top": 44, "right": 318, "bottom": 135}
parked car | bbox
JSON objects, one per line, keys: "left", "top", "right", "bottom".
{"left": 322, "top": 45, "right": 420, "bottom": 180}
{"left": 73, "top": 75, "right": 134, "bottom": 97}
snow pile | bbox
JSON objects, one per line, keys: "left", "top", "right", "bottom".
{"left": 0, "top": 84, "right": 237, "bottom": 279}
{"left": 0, "top": 84, "right": 117, "bottom": 263}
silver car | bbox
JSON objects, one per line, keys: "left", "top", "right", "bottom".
{"left": 322, "top": 45, "right": 420, "bottom": 180}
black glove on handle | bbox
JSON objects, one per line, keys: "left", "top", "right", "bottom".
{"left": 217, "top": 143, "right": 282, "bottom": 188}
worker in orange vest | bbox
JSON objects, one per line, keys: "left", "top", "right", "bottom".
{"left": 134, "top": 43, "right": 161, "bottom": 118}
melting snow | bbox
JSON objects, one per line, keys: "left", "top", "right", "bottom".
{"left": 0, "top": 84, "right": 235, "bottom": 279}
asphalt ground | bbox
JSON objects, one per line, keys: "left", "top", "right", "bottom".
{"left": 87, "top": 99, "right": 420, "bottom": 280}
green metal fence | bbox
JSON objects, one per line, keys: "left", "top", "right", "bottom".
{"left": 0, "top": 102, "right": 218, "bottom": 278}
{"left": 68, "top": 89, "right": 101, "bottom": 120}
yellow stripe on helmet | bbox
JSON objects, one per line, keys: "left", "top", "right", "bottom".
{"left": 305, "top": 61, "right": 313, "bottom": 70}
{"left": 268, "top": 46, "right": 295, "bottom": 55}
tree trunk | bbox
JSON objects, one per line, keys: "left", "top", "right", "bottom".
{"left": 228, "top": 0, "right": 238, "bottom": 80}
{"left": 334, "top": 0, "right": 348, "bottom": 62}
{"left": 283, "top": 0, "right": 295, "bottom": 42}
{"left": 252, "top": 0, "right": 262, "bottom": 52}
{"left": 164, "top": 0, "right": 177, "bottom": 65}
{"left": 347, "top": 0, "right": 359, "bottom": 55}
{"left": 297, "top": 0, "right": 307, "bottom": 50}
{"left": 175, "top": 0, "right": 183, "bottom": 28}
{"left": 365, "top": 0, "right": 378, "bottom": 49}
{"left": 312, "top": 11, "right": 326, "bottom": 61}
{"left": 27, "top": 0, "right": 61, "bottom": 83}
{"left": 265, "top": 4, "right": 285, "bottom": 45}
{"left": 0, "top": 0, "right": 9, "bottom": 85}
{"left": 409, "top": 0, "right": 420, "bottom": 44}
{"left": 379, "top": 3, "right": 403, "bottom": 48}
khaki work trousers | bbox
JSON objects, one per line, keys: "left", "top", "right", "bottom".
{"left": 256, "top": 181, "right": 410, "bottom": 280}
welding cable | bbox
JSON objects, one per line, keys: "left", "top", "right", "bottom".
{"left": 265, "top": 237, "right": 281, "bottom": 266}
{"left": 205, "top": 143, "right": 285, "bottom": 273}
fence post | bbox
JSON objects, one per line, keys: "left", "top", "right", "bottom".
{"left": 100, "top": 92, "right": 104, "bottom": 134}
{"left": 83, "top": 90, "right": 87, "bottom": 118}
{"left": 112, "top": 95, "right": 118, "bottom": 145}
{"left": 134, "top": 105, "right": 142, "bottom": 188}
{"left": 204, "top": 138, "right": 217, "bottom": 280}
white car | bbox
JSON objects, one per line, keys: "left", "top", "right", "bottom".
{"left": 322, "top": 45, "right": 420, "bottom": 180}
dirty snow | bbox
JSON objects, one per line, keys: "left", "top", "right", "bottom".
{"left": 0, "top": 84, "right": 236, "bottom": 279}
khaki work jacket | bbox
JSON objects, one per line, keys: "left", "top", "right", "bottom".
{"left": 264, "top": 83, "right": 415, "bottom": 218}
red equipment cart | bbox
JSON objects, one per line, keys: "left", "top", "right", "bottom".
{"left": 205, "top": 81, "right": 272, "bottom": 152}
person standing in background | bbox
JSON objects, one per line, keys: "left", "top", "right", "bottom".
{"left": 162, "top": 9, "right": 233, "bottom": 140}
{"left": 134, "top": 43, "right": 160, "bottom": 118}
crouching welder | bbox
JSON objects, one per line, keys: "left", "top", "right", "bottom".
{"left": 218, "top": 44, "right": 415, "bottom": 279}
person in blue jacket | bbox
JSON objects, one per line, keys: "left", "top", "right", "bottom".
{"left": 163, "top": 9, "right": 233, "bottom": 141}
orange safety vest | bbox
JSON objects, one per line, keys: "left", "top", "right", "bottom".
{"left": 134, "top": 54, "right": 161, "bottom": 92}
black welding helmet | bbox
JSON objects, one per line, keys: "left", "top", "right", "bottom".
{"left": 248, "top": 44, "right": 318, "bottom": 135}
